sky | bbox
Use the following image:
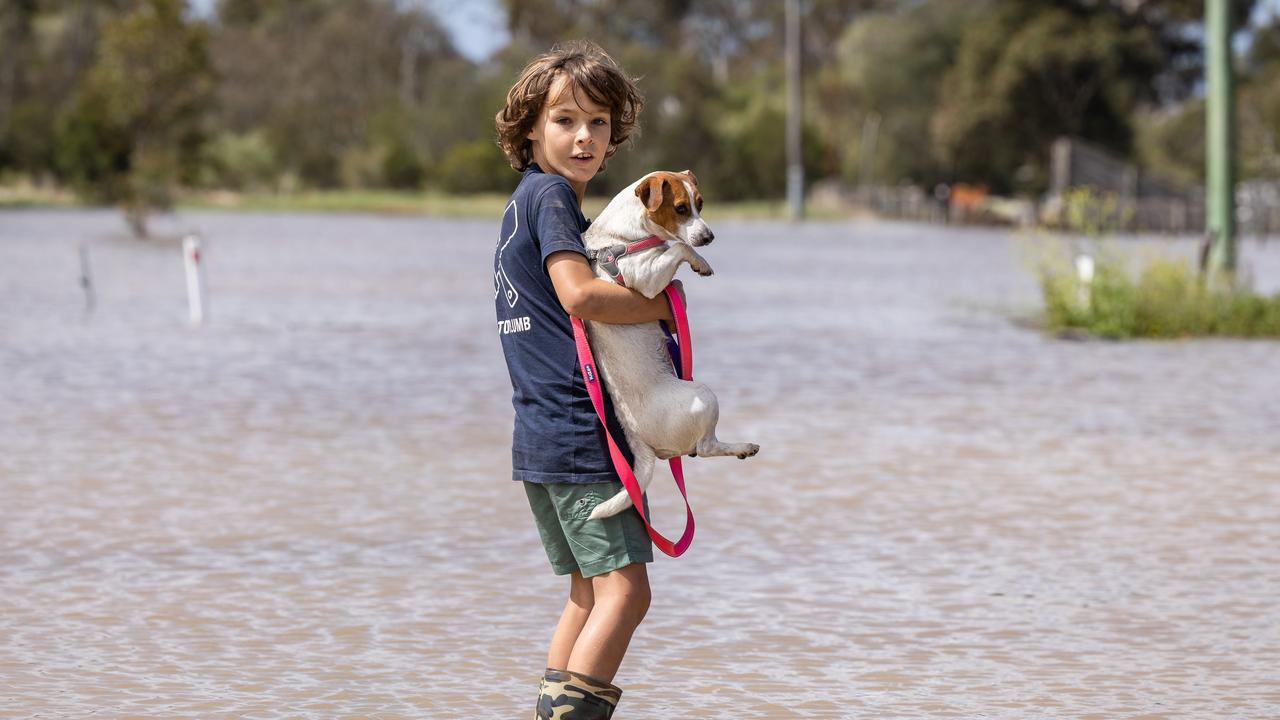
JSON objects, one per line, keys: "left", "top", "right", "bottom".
{"left": 406, "top": 0, "right": 509, "bottom": 62}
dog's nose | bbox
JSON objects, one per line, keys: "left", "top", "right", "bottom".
{"left": 705, "top": 230, "right": 715, "bottom": 244}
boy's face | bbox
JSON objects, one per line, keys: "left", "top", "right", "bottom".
{"left": 527, "top": 75, "right": 611, "bottom": 197}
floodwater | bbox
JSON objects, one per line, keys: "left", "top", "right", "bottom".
{"left": 2, "top": 208, "right": 1278, "bottom": 719}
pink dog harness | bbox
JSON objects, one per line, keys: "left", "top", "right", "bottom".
{"left": 587, "top": 236, "right": 666, "bottom": 287}
{"left": 570, "top": 284, "right": 695, "bottom": 557}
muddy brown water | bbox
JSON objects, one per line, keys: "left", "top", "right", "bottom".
{"left": 2, "top": 209, "right": 1278, "bottom": 718}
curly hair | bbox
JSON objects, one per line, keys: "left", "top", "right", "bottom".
{"left": 495, "top": 40, "right": 643, "bottom": 173}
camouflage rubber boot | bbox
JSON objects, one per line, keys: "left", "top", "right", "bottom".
{"left": 533, "top": 673, "right": 549, "bottom": 720}
{"left": 535, "top": 667, "right": 623, "bottom": 719}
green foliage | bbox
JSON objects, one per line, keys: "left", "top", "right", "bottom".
{"left": 54, "top": 95, "right": 133, "bottom": 200}
{"left": 5, "top": 0, "right": 1280, "bottom": 210}
{"left": 1133, "top": 101, "right": 1206, "bottom": 186}
{"left": 436, "top": 139, "right": 515, "bottom": 194}
{"left": 1035, "top": 186, "right": 1280, "bottom": 339}
{"left": 1040, "top": 247, "right": 1280, "bottom": 339}
{"left": 382, "top": 139, "right": 427, "bottom": 190}
{"left": 50, "top": 0, "right": 215, "bottom": 234}
{"left": 825, "top": 2, "right": 978, "bottom": 188}
{"left": 1058, "top": 186, "right": 1132, "bottom": 236}
{"left": 696, "top": 80, "right": 827, "bottom": 201}
{"left": 933, "top": 2, "right": 1167, "bottom": 194}
{"left": 205, "top": 131, "right": 277, "bottom": 191}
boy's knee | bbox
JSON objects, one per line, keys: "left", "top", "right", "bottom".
{"left": 569, "top": 573, "right": 595, "bottom": 608}
{"left": 593, "top": 565, "right": 650, "bottom": 623}
{"left": 611, "top": 585, "right": 650, "bottom": 628}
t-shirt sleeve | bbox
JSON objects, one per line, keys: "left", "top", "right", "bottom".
{"left": 533, "top": 181, "right": 588, "bottom": 264}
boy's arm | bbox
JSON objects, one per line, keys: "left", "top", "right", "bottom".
{"left": 546, "top": 251, "right": 675, "bottom": 325}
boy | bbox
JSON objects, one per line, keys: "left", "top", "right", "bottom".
{"left": 493, "top": 41, "right": 672, "bottom": 719}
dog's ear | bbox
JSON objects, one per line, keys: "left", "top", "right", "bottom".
{"left": 635, "top": 175, "right": 668, "bottom": 213}
{"left": 681, "top": 169, "right": 698, "bottom": 186}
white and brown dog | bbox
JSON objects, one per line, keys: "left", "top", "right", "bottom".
{"left": 583, "top": 170, "right": 759, "bottom": 520}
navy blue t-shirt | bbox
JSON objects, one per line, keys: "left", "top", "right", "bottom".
{"left": 494, "top": 163, "right": 632, "bottom": 483}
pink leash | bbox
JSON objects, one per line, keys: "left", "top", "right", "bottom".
{"left": 570, "top": 285, "right": 695, "bottom": 557}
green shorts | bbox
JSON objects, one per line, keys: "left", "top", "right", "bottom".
{"left": 523, "top": 481, "right": 653, "bottom": 578}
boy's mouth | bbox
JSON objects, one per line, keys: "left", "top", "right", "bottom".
{"left": 571, "top": 152, "right": 594, "bottom": 162}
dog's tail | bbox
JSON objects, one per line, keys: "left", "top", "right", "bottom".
{"left": 587, "top": 490, "right": 633, "bottom": 520}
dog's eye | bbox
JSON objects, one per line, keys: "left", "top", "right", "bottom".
{"left": 695, "top": 198, "right": 703, "bottom": 211}
{"left": 675, "top": 204, "right": 689, "bottom": 215}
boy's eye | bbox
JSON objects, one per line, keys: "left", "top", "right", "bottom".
{"left": 592, "top": 118, "right": 608, "bottom": 126}
{"left": 675, "top": 204, "right": 689, "bottom": 215}
{"left": 555, "top": 117, "right": 572, "bottom": 125}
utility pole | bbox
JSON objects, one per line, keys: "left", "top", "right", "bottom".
{"left": 785, "top": 0, "right": 804, "bottom": 220}
{"left": 1205, "top": 0, "right": 1236, "bottom": 276}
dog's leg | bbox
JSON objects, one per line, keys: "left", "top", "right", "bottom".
{"left": 627, "top": 244, "right": 713, "bottom": 298}
{"left": 694, "top": 430, "right": 760, "bottom": 460}
{"left": 588, "top": 443, "right": 656, "bottom": 520}
{"left": 686, "top": 384, "right": 759, "bottom": 459}
{"left": 684, "top": 247, "right": 714, "bottom": 277}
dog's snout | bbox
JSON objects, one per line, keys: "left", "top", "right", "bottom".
{"left": 705, "top": 230, "right": 715, "bottom": 244}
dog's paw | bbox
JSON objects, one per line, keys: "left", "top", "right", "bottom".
{"left": 693, "top": 262, "right": 715, "bottom": 277}
{"left": 736, "top": 443, "right": 760, "bottom": 459}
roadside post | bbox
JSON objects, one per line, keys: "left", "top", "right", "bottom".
{"left": 1074, "top": 254, "right": 1095, "bottom": 312}
{"left": 183, "top": 234, "right": 207, "bottom": 327}
{"left": 78, "top": 243, "right": 95, "bottom": 316}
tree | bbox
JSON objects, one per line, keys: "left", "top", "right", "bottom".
{"left": 0, "top": 1, "right": 132, "bottom": 180}
{"left": 933, "top": 1, "right": 1171, "bottom": 193}
{"left": 211, "top": 0, "right": 467, "bottom": 189}
{"left": 57, "top": 0, "right": 215, "bottom": 236}
{"left": 821, "top": 1, "right": 980, "bottom": 188}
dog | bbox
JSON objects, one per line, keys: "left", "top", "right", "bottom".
{"left": 582, "top": 170, "right": 759, "bottom": 520}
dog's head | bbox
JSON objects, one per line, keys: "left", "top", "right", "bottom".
{"left": 634, "top": 170, "right": 714, "bottom": 247}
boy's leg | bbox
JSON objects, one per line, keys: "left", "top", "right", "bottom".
{"left": 532, "top": 481, "right": 652, "bottom": 685}
{"left": 547, "top": 571, "right": 594, "bottom": 669}
{"left": 566, "top": 562, "right": 651, "bottom": 683}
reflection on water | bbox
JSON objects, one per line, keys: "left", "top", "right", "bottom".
{"left": 2, "top": 209, "right": 1278, "bottom": 718}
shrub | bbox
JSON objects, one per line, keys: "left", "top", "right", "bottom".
{"left": 1040, "top": 251, "right": 1280, "bottom": 339}
{"left": 435, "top": 139, "right": 513, "bottom": 194}
{"left": 381, "top": 138, "right": 425, "bottom": 190}
{"left": 206, "top": 131, "right": 277, "bottom": 190}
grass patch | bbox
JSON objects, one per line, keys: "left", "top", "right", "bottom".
{"left": 1041, "top": 253, "right": 1280, "bottom": 338}
{"left": 4, "top": 180, "right": 862, "bottom": 221}
{"left": 1036, "top": 187, "right": 1280, "bottom": 339}
{"left": 181, "top": 189, "right": 858, "bottom": 220}
{"left": 179, "top": 189, "right": 513, "bottom": 216}
{"left": 0, "top": 181, "right": 80, "bottom": 208}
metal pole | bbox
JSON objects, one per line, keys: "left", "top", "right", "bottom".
{"left": 1205, "top": 0, "right": 1236, "bottom": 275}
{"left": 785, "top": 0, "right": 804, "bottom": 220}
{"left": 78, "top": 242, "right": 95, "bottom": 316}
{"left": 858, "top": 112, "right": 881, "bottom": 192}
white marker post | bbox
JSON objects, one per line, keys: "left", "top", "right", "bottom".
{"left": 183, "top": 234, "right": 207, "bottom": 326}
{"left": 1074, "top": 253, "right": 1095, "bottom": 312}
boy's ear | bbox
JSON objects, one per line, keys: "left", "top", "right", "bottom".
{"left": 636, "top": 175, "right": 668, "bottom": 213}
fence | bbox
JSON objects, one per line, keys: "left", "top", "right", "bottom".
{"left": 814, "top": 138, "right": 1280, "bottom": 237}
{"left": 1048, "top": 136, "right": 1279, "bottom": 238}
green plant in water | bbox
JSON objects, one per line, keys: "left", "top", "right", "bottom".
{"left": 1060, "top": 186, "right": 1131, "bottom": 236}
{"left": 1039, "top": 242, "right": 1280, "bottom": 339}
{"left": 1038, "top": 186, "right": 1280, "bottom": 339}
